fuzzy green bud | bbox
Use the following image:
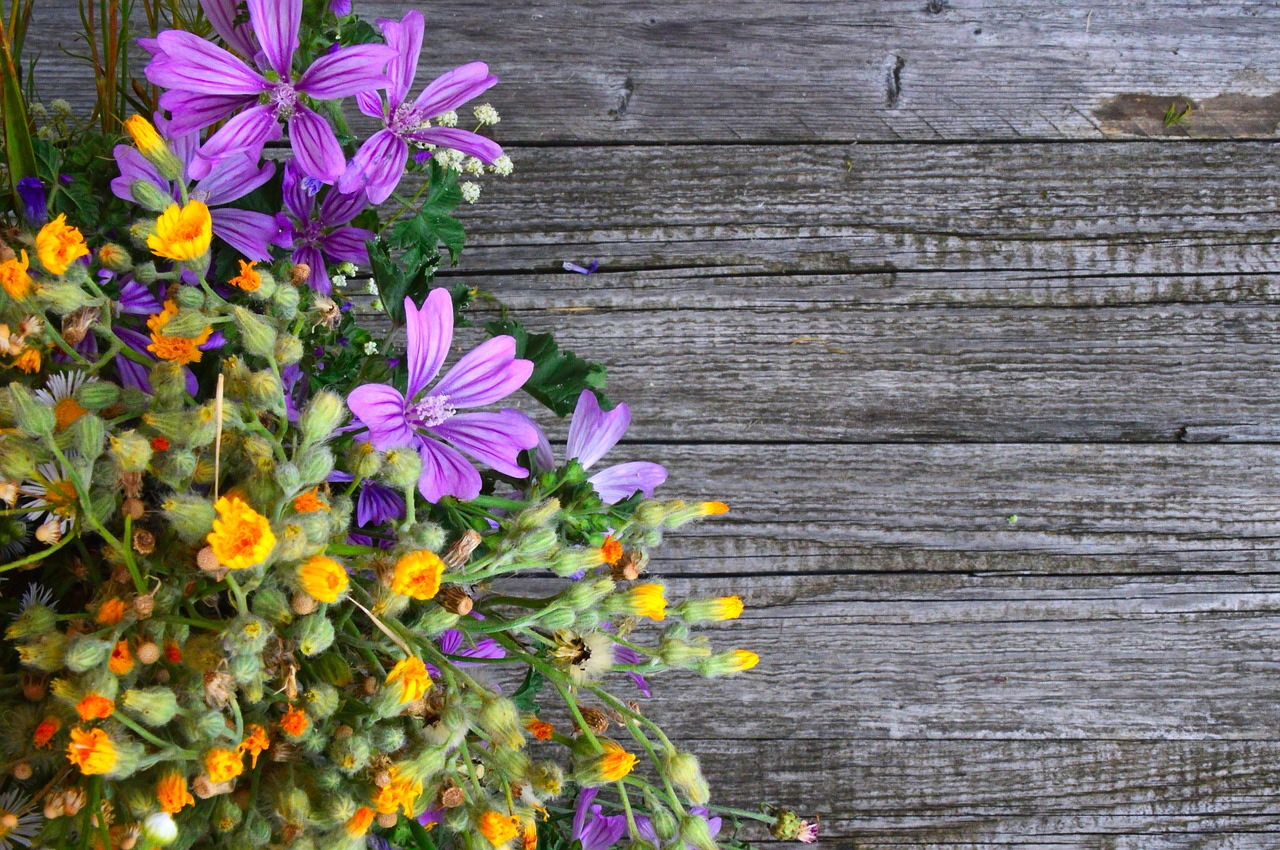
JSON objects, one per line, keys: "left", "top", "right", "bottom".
{"left": 17, "top": 631, "right": 67, "bottom": 672}
{"left": 248, "top": 370, "right": 284, "bottom": 412}
{"left": 657, "top": 633, "right": 711, "bottom": 667}
{"left": 349, "top": 441, "right": 383, "bottom": 478}
{"left": 486, "top": 745, "right": 531, "bottom": 784}
{"left": 402, "top": 520, "right": 446, "bottom": 552}
{"left": 275, "top": 523, "right": 310, "bottom": 562}
{"left": 130, "top": 179, "right": 174, "bottom": 212}
{"left": 0, "top": 440, "right": 36, "bottom": 481}
{"left": 549, "top": 546, "right": 607, "bottom": 578}
{"left": 529, "top": 761, "right": 565, "bottom": 799}
{"left": 122, "top": 687, "right": 180, "bottom": 726}
{"left": 381, "top": 447, "right": 422, "bottom": 490}
{"left": 411, "top": 605, "right": 460, "bottom": 638}
{"left": 232, "top": 305, "right": 277, "bottom": 359}
{"left": 664, "top": 751, "right": 710, "bottom": 805}
{"left": 65, "top": 636, "right": 113, "bottom": 673}
{"left": 299, "top": 391, "right": 347, "bottom": 444}
{"left": 275, "top": 334, "right": 303, "bottom": 366}
{"left": 536, "top": 605, "right": 577, "bottom": 631}
{"left": 8, "top": 384, "right": 54, "bottom": 437}
{"left": 311, "top": 652, "right": 354, "bottom": 687}
{"left": 77, "top": 381, "right": 120, "bottom": 411}
{"left": 561, "top": 577, "right": 615, "bottom": 611}
{"left": 292, "top": 614, "right": 335, "bottom": 657}
{"left": 330, "top": 733, "right": 372, "bottom": 775}
{"left": 224, "top": 614, "right": 272, "bottom": 655}
{"left": 211, "top": 795, "right": 244, "bottom": 833}
{"left": 371, "top": 724, "right": 407, "bottom": 754}
{"left": 296, "top": 446, "right": 334, "bottom": 486}
{"left": 6, "top": 603, "right": 56, "bottom": 641}
{"left": 643, "top": 789, "right": 679, "bottom": 842}
{"left": 515, "top": 498, "right": 561, "bottom": 532}
{"left": 132, "top": 261, "right": 159, "bottom": 284}
{"left": 70, "top": 413, "right": 106, "bottom": 460}
{"left": 38, "top": 281, "right": 99, "bottom": 314}
{"left": 109, "top": 430, "right": 153, "bottom": 473}
{"left": 275, "top": 463, "right": 302, "bottom": 496}
{"left": 679, "top": 815, "right": 718, "bottom": 850}
{"left": 173, "top": 286, "right": 205, "bottom": 310}
{"left": 273, "top": 284, "right": 300, "bottom": 318}
{"left": 252, "top": 586, "right": 294, "bottom": 626}
{"left": 162, "top": 494, "right": 215, "bottom": 543}
{"left": 478, "top": 698, "right": 525, "bottom": 750}
{"left": 694, "top": 649, "right": 760, "bottom": 678}
{"left": 303, "top": 683, "right": 340, "bottom": 719}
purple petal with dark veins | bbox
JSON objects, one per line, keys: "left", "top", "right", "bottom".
{"left": 430, "top": 410, "right": 538, "bottom": 478}
{"left": 338, "top": 129, "right": 408, "bottom": 204}
{"left": 288, "top": 106, "right": 346, "bottom": 184}
{"left": 357, "top": 481, "right": 406, "bottom": 527}
{"left": 378, "top": 11, "right": 424, "bottom": 107}
{"left": 211, "top": 208, "right": 279, "bottom": 262}
{"left": 433, "top": 336, "right": 533, "bottom": 409}
{"left": 347, "top": 383, "right": 414, "bottom": 450}
{"left": 319, "top": 227, "right": 374, "bottom": 265}
{"left": 200, "top": 0, "right": 258, "bottom": 57}
{"left": 197, "top": 155, "right": 274, "bottom": 205}
{"left": 405, "top": 126, "right": 503, "bottom": 164}
{"left": 411, "top": 62, "right": 498, "bottom": 117}
{"left": 404, "top": 289, "right": 454, "bottom": 398}
{"left": 567, "top": 390, "right": 629, "bottom": 470}
{"left": 296, "top": 44, "right": 395, "bottom": 99}
{"left": 417, "top": 438, "right": 482, "bottom": 503}
{"left": 159, "top": 91, "right": 255, "bottom": 136}
{"left": 191, "top": 104, "right": 281, "bottom": 179}
{"left": 246, "top": 0, "right": 301, "bottom": 78}
{"left": 147, "top": 31, "right": 268, "bottom": 95}
{"left": 588, "top": 462, "right": 668, "bottom": 504}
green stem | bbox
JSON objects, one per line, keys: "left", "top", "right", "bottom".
{"left": 224, "top": 573, "right": 248, "bottom": 616}
{"left": 616, "top": 780, "right": 640, "bottom": 840}
{"left": 0, "top": 530, "right": 72, "bottom": 573}
{"left": 113, "top": 711, "right": 196, "bottom": 757}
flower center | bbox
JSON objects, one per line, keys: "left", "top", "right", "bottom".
{"left": 388, "top": 103, "right": 431, "bottom": 137}
{"left": 407, "top": 393, "right": 455, "bottom": 428}
{"left": 269, "top": 83, "right": 299, "bottom": 120}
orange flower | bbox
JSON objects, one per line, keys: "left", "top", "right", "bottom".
{"left": 477, "top": 810, "right": 521, "bottom": 847}
{"left": 124, "top": 114, "right": 166, "bottom": 157}
{"left": 525, "top": 718, "right": 554, "bottom": 741}
{"left": 390, "top": 550, "right": 444, "bottom": 600}
{"left": 229, "top": 259, "right": 261, "bottom": 291}
{"left": 293, "top": 487, "right": 329, "bottom": 513}
{"left": 522, "top": 820, "right": 537, "bottom": 850}
{"left": 66, "top": 727, "right": 117, "bottom": 775}
{"left": 371, "top": 766, "right": 421, "bottom": 815}
{"left": 204, "top": 747, "right": 243, "bottom": 783}
{"left": 147, "top": 201, "right": 212, "bottom": 261}
{"left": 280, "top": 705, "right": 308, "bottom": 737}
{"left": 207, "top": 495, "right": 275, "bottom": 570}
{"left": 344, "top": 807, "right": 375, "bottom": 837}
{"left": 150, "top": 436, "right": 170, "bottom": 452}
{"left": 13, "top": 348, "right": 40, "bottom": 373}
{"left": 147, "top": 299, "right": 213, "bottom": 366}
{"left": 156, "top": 770, "right": 195, "bottom": 814}
{"left": 599, "top": 536, "right": 623, "bottom": 566}
{"left": 75, "top": 694, "right": 115, "bottom": 722}
{"left": 0, "top": 250, "right": 33, "bottom": 299}
{"left": 238, "top": 724, "right": 269, "bottom": 768}
{"left": 385, "top": 656, "right": 432, "bottom": 704}
{"left": 96, "top": 597, "right": 127, "bottom": 626}
{"left": 53, "top": 395, "right": 87, "bottom": 432}
{"left": 297, "top": 554, "right": 348, "bottom": 603}
{"left": 33, "top": 716, "right": 60, "bottom": 749}
{"left": 36, "top": 214, "right": 90, "bottom": 275}
{"left": 164, "top": 640, "right": 183, "bottom": 663}
{"left": 593, "top": 740, "right": 637, "bottom": 782}
{"left": 108, "top": 640, "right": 134, "bottom": 675}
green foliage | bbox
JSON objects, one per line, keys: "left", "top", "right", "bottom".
{"left": 511, "top": 668, "right": 545, "bottom": 713}
{"left": 484, "top": 318, "right": 611, "bottom": 416}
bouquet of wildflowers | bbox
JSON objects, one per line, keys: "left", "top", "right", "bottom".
{"left": 0, "top": 2, "right": 816, "bottom": 849}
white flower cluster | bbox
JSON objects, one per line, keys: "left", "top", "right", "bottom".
{"left": 474, "top": 103, "right": 500, "bottom": 125}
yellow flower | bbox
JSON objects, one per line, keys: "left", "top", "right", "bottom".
{"left": 147, "top": 201, "right": 212, "bottom": 262}
{"left": 124, "top": 114, "right": 165, "bottom": 156}
{"left": 108, "top": 640, "right": 134, "bottom": 675}
{"left": 238, "top": 724, "right": 270, "bottom": 768}
{"left": 75, "top": 693, "right": 115, "bottom": 722}
{"left": 156, "top": 770, "right": 194, "bottom": 814}
{"left": 0, "top": 250, "right": 33, "bottom": 299}
{"left": 728, "top": 649, "right": 759, "bottom": 671}
{"left": 204, "top": 747, "right": 243, "bottom": 783}
{"left": 390, "top": 550, "right": 444, "bottom": 600}
{"left": 629, "top": 583, "right": 667, "bottom": 621}
{"left": 230, "top": 259, "right": 261, "bottom": 291}
{"left": 477, "top": 811, "right": 521, "bottom": 848}
{"left": 66, "top": 727, "right": 117, "bottom": 775}
{"left": 597, "top": 740, "right": 637, "bottom": 781}
{"left": 371, "top": 766, "right": 421, "bottom": 815}
{"left": 36, "top": 214, "right": 90, "bottom": 275}
{"left": 385, "top": 656, "right": 432, "bottom": 704}
{"left": 13, "top": 348, "right": 40, "bottom": 373}
{"left": 54, "top": 396, "right": 88, "bottom": 432}
{"left": 521, "top": 819, "right": 538, "bottom": 850}
{"left": 525, "top": 718, "right": 554, "bottom": 741}
{"left": 146, "top": 299, "right": 213, "bottom": 365}
{"left": 207, "top": 495, "right": 276, "bottom": 570}
{"left": 297, "top": 554, "right": 348, "bottom": 603}
{"left": 701, "top": 501, "right": 729, "bottom": 515}
{"left": 344, "top": 807, "right": 375, "bottom": 837}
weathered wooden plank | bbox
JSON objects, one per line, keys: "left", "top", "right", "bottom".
{"left": 25, "top": 1, "right": 1280, "bottom": 142}
{"left": 567, "top": 443, "right": 1280, "bottom": 575}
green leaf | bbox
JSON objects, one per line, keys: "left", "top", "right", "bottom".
{"left": 388, "top": 160, "right": 466, "bottom": 266}
{"left": 368, "top": 238, "right": 435, "bottom": 326}
{"left": 511, "top": 668, "right": 545, "bottom": 713}
{"left": 485, "top": 319, "right": 610, "bottom": 416}
{"left": 0, "top": 36, "right": 37, "bottom": 207}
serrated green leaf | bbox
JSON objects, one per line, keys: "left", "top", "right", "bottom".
{"left": 485, "top": 319, "right": 610, "bottom": 416}
{"left": 511, "top": 668, "right": 545, "bottom": 713}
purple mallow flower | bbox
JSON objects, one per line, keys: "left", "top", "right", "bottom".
{"left": 356, "top": 481, "right": 406, "bottom": 527}
{"left": 17, "top": 177, "right": 46, "bottom": 225}
{"left": 571, "top": 788, "right": 628, "bottom": 850}
{"left": 111, "top": 113, "right": 280, "bottom": 260}
{"left": 338, "top": 10, "right": 502, "bottom": 204}
{"left": 145, "top": 0, "right": 395, "bottom": 182}
{"left": 438, "top": 628, "right": 505, "bottom": 665}
{"left": 612, "top": 644, "right": 651, "bottom": 698}
{"left": 530, "top": 389, "right": 667, "bottom": 504}
{"left": 276, "top": 161, "right": 374, "bottom": 294}
{"left": 347, "top": 288, "right": 537, "bottom": 503}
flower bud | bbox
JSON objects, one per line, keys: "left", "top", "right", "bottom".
{"left": 679, "top": 815, "right": 718, "bottom": 850}
{"left": 536, "top": 605, "right": 576, "bottom": 631}
{"left": 350, "top": 441, "right": 383, "bottom": 478}
{"left": 561, "top": 578, "right": 615, "bottom": 612}
{"left": 296, "top": 446, "right": 334, "bottom": 486}
{"left": 143, "top": 812, "right": 179, "bottom": 846}
{"left": 694, "top": 649, "right": 759, "bottom": 677}
{"left": 232, "top": 306, "right": 277, "bottom": 359}
{"left": 248, "top": 370, "right": 283, "bottom": 412}
{"left": 643, "top": 789, "right": 679, "bottom": 842}
{"left": 130, "top": 179, "right": 175, "bottom": 212}
{"left": 275, "top": 463, "right": 302, "bottom": 496}
{"left": 8, "top": 384, "right": 54, "bottom": 437}
{"left": 132, "top": 261, "right": 159, "bottom": 283}
{"left": 71, "top": 413, "right": 105, "bottom": 460}
{"left": 381, "top": 448, "right": 421, "bottom": 490}
{"left": 65, "top": 636, "right": 113, "bottom": 672}
{"left": 98, "top": 243, "right": 133, "bottom": 272}
{"left": 212, "top": 795, "right": 244, "bottom": 832}
{"left": 548, "top": 546, "right": 606, "bottom": 578}
{"left": 411, "top": 605, "right": 459, "bottom": 637}
{"left": 292, "top": 614, "right": 335, "bottom": 657}
{"left": 304, "top": 682, "right": 340, "bottom": 719}
{"left": 122, "top": 687, "right": 180, "bottom": 726}
{"left": 173, "top": 285, "right": 205, "bottom": 310}
{"left": 674, "top": 596, "right": 744, "bottom": 623}
{"left": 299, "top": 391, "right": 347, "bottom": 444}
{"left": 125, "top": 115, "right": 185, "bottom": 181}
{"left": 273, "top": 284, "right": 300, "bottom": 319}
{"left": 329, "top": 732, "right": 372, "bottom": 775}
{"left": 224, "top": 614, "right": 271, "bottom": 655}
{"left": 529, "top": 762, "right": 564, "bottom": 799}
{"left": 251, "top": 586, "right": 294, "bottom": 626}
{"left": 109, "top": 430, "right": 153, "bottom": 473}
{"left": 275, "top": 334, "right": 303, "bottom": 365}
{"left": 162, "top": 494, "right": 215, "bottom": 543}
{"left": 656, "top": 633, "right": 711, "bottom": 667}
{"left": 78, "top": 380, "right": 121, "bottom": 411}
{"left": 663, "top": 751, "right": 710, "bottom": 805}
{"left": 6, "top": 603, "right": 56, "bottom": 641}
{"left": 478, "top": 698, "right": 525, "bottom": 750}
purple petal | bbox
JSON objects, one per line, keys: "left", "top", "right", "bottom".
{"left": 147, "top": 31, "right": 268, "bottom": 95}
{"left": 613, "top": 646, "right": 651, "bottom": 697}
{"left": 319, "top": 227, "right": 373, "bottom": 265}
{"left": 247, "top": 0, "right": 301, "bottom": 78}
{"left": 506, "top": 409, "right": 553, "bottom": 470}
{"left": 429, "top": 411, "right": 538, "bottom": 478}
{"left": 379, "top": 11, "right": 424, "bottom": 107}
{"left": 412, "top": 62, "right": 498, "bottom": 117}
{"left": 196, "top": 155, "right": 274, "bottom": 205}
{"left": 282, "top": 160, "right": 315, "bottom": 221}
{"left": 357, "top": 481, "right": 406, "bottom": 527}
{"left": 337, "top": 130, "right": 408, "bottom": 204}
{"left": 211, "top": 209, "right": 279, "bottom": 262}
{"left": 588, "top": 462, "right": 668, "bottom": 504}
{"left": 117, "top": 280, "right": 163, "bottom": 315}
{"left": 567, "top": 391, "right": 629, "bottom": 470}
{"left": 438, "top": 629, "right": 463, "bottom": 655}
{"left": 296, "top": 44, "right": 395, "bottom": 99}
{"left": 417, "top": 438, "right": 482, "bottom": 503}
{"left": 433, "top": 336, "right": 533, "bottom": 409}
{"left": 292, "top": 243, "right": 331, "bottom": 294}
{"left": 347, "top": 384, "right": 414, "bottom": 450}
{"left": 355, "top": 90, "right": 386, "bottom": 120}
{"left": 200, "top": 0, "right": 258, "bottom": 58}
{"left": 111, "top": 145, "right": 167, "bottom": 203}
{"left": 318, "top": 186, "right": 368, "bottom": 228}
{"left": 407, "top": 127, "right": 503, "bottom": 165}
{"left": 288, "top": 107, "right": 346, "bottom": 184}
{"left": 159, "top": 91, "right": 256, "bottom": 136}
{"left": 191, "top": 104, "right": 281, "bottom": 179}
{"left": 404, "top": 289, "right": 453, "bottom": 398}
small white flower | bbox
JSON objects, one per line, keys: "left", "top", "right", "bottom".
{"left": 142, "top": 812, "right": 178, "bottom": 846}
{"left": 490, "top": 155, "right": 514, "bottom": 176}
{"left": 473, "top": 103, "right": 500, "bottom": 125}
{"left": 434, "top": 150, "right": 457, "bottom": 171}
{"left": 337, "top": 262, "right": 358, "bottom": 276}
{"left": 365, "top": 280, "right": 379, "bottom": 296}
{"left": 460, "top": 182, "right": 481, "bottom": 204}
{"left": 363, "top": 341, "right": 379, "bottom": 356}
{"left": 330, "top": 274, "right": 347, "bottom": 289}
{"left": 437, "top": 110, "right": 458, "bottom": 128}
{"left": 464, "top": 157, "right": 486, "bottom": 175}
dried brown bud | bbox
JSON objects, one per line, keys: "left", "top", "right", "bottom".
{"left": 110, "top": 565, "right": 132, "bottom": 585}
{"left": 192, "top": 776, "right": 234, "bottom": 799}
{"left": 437, "top": 779, "right": 465, "bottom": 809}
{"left": 0, "top": 243, "right": 14, "bottom": 263}
{"left": 203, "top": 671, "right": 236, "bottom": 708}
{"left": 576, "top": 707, "right": 610, "bottom": 735}
{"left": 291, "top": 592, "right": 318, "bottom": 616}
{"left": 443, "top": 529, "right": 482, "bottom": 570}
{"left": 133, "top": 593, "right": 155, "bottom": 618}
{"left": 376, "top": 812, "right": 398, "bottom": 829}
{"left": 436, "top": 585, "right": 473, "bottom": 616}
{"left": 136, "top": 642, "right": 160, "bottom": 665}
{"left": 122, "top": 497, "right": 145, "bottom": 520}
{"left": 372, "top": 769, "right": 392, "bottom": 788}
{"left": 132, "top": 529, "right": 156, "bottom": 556}
{"left": 290, "top": 263, "right": 311, "bottom": 286}
{"left": 43, "top": 796, "right": 65, "bottom": 820}
{"left": 119, "top": 471, "right": 144, "bottom": 501}
{"left": 21, "top": 672, "right": 48, "bottom": 701}
{"left": 612, "top": 550, "right": 647, "bottom": 582}
{"left": 362, "top": 676, "right": 378, "bottom": 696}
{"left": 196, "top": 547, "right": 221, "bottom": 573}
{"left": 61, "top": 307, "right": 100, "bottom": 345}
{"left": 62, "top": 787, "right": 87, "bottom": 817}
{"left": 333, "top": 724, "right": 354, "bottom": 740}
{"left": 11, "top": 762, "right": 32, "bottom": 780}
{"left": 118, "top": 825, "right": 140, "bottom": 850}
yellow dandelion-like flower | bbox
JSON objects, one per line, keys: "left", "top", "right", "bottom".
{"left": 203, "top": 747, "right": 243, "bottom": 783}
{"left": 0, "top": 250, "right": 34, "bottom": 299}
{"left": 75, "top": 694, "right": 115, "bottom": 722}
{"left": 344, "top": 807, "right": 375, "bottom": 837}
{"left": 124, "top": 114, "right": 165, "bottom": 157}
{"left": 229, "top": 259, "right": 261, "bottom": 291}
{"left": 66, "top": 727, "right": 117, "bottom": 775}
{"left": 36, "top": 215, "right": 90, "bottom": 275}
{"left": 297, "top": 554, "right": 348, "bottom": 603}
{"left": 147, "top": 201, "right": 212, "bottom": 262}
{"left": 156, "top": 771, "right": 194, "bottom": 814}
{"left": 390, "top": 550, "right": 445, "bottom": 600}
{"left": 237, "top": 724, "right": 269, "bottom": 768}
{"left": 629, "top": 583, "right": 667, "bottom": 621}
{"left": 146, "top": 299, "right": 213, "bottom": 366}
{"left": 371, "top": 766, "right": 421, "bottom": 815}
{"left": 477, "top": 810, "right": 521, "bottom": 848}
{"left": 207, "top": 495, "right": 276, "bottom": 570}
{"left": 385, "top": 656, "right": 432, "bottom": 704}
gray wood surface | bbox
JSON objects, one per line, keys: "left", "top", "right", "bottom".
{"left": 25, "top": 1, "right": 1280, "bottom": 847}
